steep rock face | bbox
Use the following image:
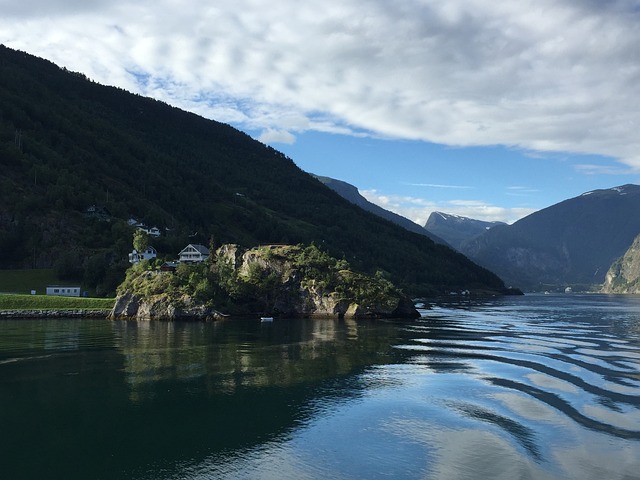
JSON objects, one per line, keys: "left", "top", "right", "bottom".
{"left": 109, "top": 291, "right": 226, "bottom": 321}
{"left": 602, "top": 234, "right": 640, "bottom": 293}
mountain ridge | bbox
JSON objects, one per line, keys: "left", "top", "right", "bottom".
{"left": 312, "top": 175, "right": 447, "bottom": 245}
{"left": 460, "top": 184, "right": 640, "bottom": 289}
{"left": 424, "top": 212, "right": 506, "bottom": 251}
{"left": 0, "top": 44, "right": 508, "bottom": 296}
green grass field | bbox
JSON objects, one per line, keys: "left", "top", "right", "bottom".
{"left": 0, "top": 293, "right": 114, "bottom": 310}
{"left": 0, "top": 269, "right": 114, "bottom": 310}
{"left": 0, "top": 268, "right": 67, "bottom": 294}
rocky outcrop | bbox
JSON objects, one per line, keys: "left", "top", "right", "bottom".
{"left": 602, "top": 234, "right": 640, "bottom": 293}
{"left": 110, "top": 280, "right": 417, "bottom": 321}
{"left": 110, "top": 244, "right": 420, "bottom": 320}
{"left": 109, "top": 292, "right": 227, "bottom": 321}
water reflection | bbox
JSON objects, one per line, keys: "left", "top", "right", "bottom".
{"left": 448, "top": 400, "right": 542, "bottom": 461}
{"left": 0, "top": 295, "right": 639, "bottom": 479}
{"left": 111, "top": 318, "right": 400, "bottom": 404}
{"left": 0, "top": 317, "right": 406, "bottom": 480}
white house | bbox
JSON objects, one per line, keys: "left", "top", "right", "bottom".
{"left": 179, "top": 244, "right": 210, "bottom": 263}
{"left": 137, "top": 226, "right": 161, "bottom": 237}
{"left": 146, "top": 227, "right": 161, "bottom": 237}
{"left": 128, "top": 246, "right": 158, "bottom": 264}
{"left": 46, "top": 285, "right": 81, "bottom": 297}
{"left": 128, "top": 218, "right": 161, "bottom": 237}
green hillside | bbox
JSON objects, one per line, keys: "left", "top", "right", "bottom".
{"left": 0, "top": 45, "right": 508, "bottom": 297}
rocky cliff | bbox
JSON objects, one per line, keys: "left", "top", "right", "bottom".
{"left": 602, "top": 234, "right": 640, "bottom": 293}
{"left": 109, "top": 244, "right": 419, "bottom": 320}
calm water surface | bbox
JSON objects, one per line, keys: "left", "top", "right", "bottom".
{"left": 1, "top": 294, "right": 639, "bottom": 479}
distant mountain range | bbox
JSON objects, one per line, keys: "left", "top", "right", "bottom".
{"left": 311, "top": 174, "right": 640, "bottom": 291}
{"left": 459, "top": 185, "right": 640, "bottom": 290}
{"left": 423, "top": 212, "right": 505, "bottom": 250}
{"left": 319, "top": 174, "right": 640, "bottom": 291}
{"left": 0, "top": 45, "right": 508, "bottom": 297}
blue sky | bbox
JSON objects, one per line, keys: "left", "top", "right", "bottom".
{"left": 2, "top": 0, "right": 640, "bottom": 224}
{"left": 266, "top": 130, "right": 638, "bottom": 225}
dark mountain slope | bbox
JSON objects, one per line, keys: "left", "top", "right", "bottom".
{"left": 0, "top": 45, "right": 508, "bottom": 296}
{"left": 313, "top": 175, "right": 447, "bottom": 245}
{"left": 424, "top": 212, "right": 505, "bottom": 250}
{"left": 461, "top": 185, "right": 640, "bottom": 289}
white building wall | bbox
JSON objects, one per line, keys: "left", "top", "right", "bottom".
{"left": 46, "top": 286, "right": 81, "bottom": 297}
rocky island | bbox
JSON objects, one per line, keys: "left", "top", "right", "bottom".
{"left": 110, "top": 243, "right": 419, "bottom": 320}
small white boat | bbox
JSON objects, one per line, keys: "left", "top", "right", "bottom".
{"left": 260, "top": 316, "right": 274, "bottom": 322}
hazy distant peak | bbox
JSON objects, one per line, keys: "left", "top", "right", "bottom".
{"left": 424, "top": 212, "right": 506, "bottom": 250}
{"left": 312, "top": 174, "right": 448, "bottom": 244}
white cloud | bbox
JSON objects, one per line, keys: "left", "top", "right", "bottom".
{"left": 2, "top": 0, "right": 640, "bottom": 166}
{"left": 257, "top": 129, "right": 296, "bottom": 145}
{"left": 574, "top": 164, "right": 636, "bottom": 175}
{"left": 404, "top": 183, "right": 473, "bottom": 190}
{"left": 506, "top": 186, "right": 541, "bottom": 197}
{"left": 360, "top": 189, "right": 535, "bottom": 225}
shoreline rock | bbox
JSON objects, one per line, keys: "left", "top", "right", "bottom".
{"left": 108, "top": 291, "right": 420, "bottom": 321}
{"left": 108, "top": 293, "right": 228, "bottom": 321}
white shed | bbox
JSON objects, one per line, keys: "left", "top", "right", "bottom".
{"left": 46, "top": 286, "right": 81, "bottom": 297}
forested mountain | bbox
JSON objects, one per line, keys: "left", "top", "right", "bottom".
{"left": 424, "top": 212, "right": 505, "bottom": 251}
{"left": 313, "top": 175, "right": 447, "bottom": 245}
{"left": 0, "top": 45, "right": 509, "bottom": 296}
{"left": 461, "top": 185, "right": 640, "bottom": 290}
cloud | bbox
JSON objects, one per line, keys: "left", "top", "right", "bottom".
{"left": 574, "top": 164, "right": 636, "bottom": 175}
{"left": 257, "top": 129, "right": 296, "bottom": 145}
{"left": 405, "top": 183, "right": 473, "bottom": 189}
{"left": 360, "top": 189, "right": 535, "bottom": 225}
{"left": 3, "top": 1, "right": 640, "bottom": 167}
{"left": 506, "top": 186, "right": 541, "bottom": 197}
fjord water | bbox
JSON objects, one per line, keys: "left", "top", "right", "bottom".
{"left": 1, "top": 295, "right": 639, "bottom": 479}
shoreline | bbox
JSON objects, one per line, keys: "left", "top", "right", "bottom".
{"left": 0, "top": 309, "right": 111, "bottom": 319}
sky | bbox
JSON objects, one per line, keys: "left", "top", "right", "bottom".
{"left": 2, "top": 0, "right": 640, "bottom": 225}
